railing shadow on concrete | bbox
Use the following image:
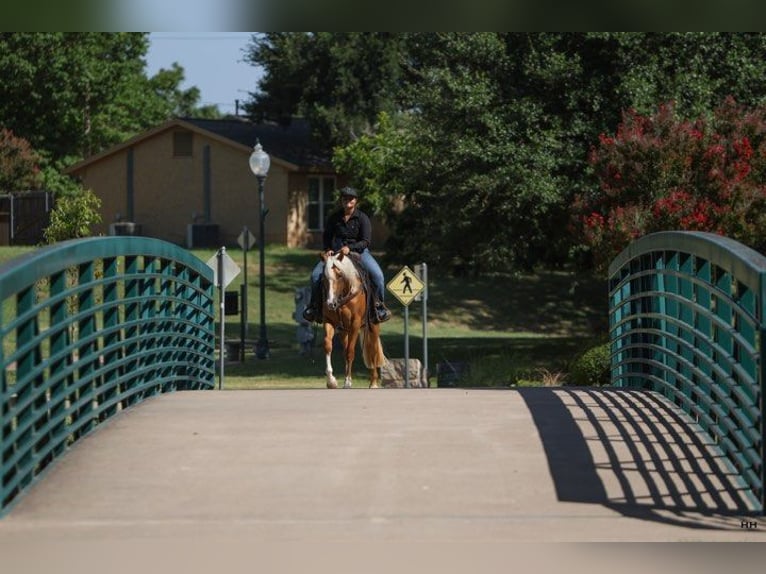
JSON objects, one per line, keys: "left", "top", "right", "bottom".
{"left": 521, "top": 387, "right": 762, "bottom": 530}
{"left": 1, "top": 236, "right": 215, "bottom": 516}
{"left": 609, "top": 231, "right": 765, "bottom": 515}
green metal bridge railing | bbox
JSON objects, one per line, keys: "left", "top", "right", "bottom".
{"left": 1, "top": 237, "right": 215, "bottom": 516}
{"left": 609, "top": 231, "right": 765, "bottom": 513}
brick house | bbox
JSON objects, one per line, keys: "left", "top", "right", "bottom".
{"left": 65, "top": 117, "right": 387, "bottom": 249}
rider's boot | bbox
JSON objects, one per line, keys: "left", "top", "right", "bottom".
{"left": 302, "top": 282, "right": 323, "bottom": 323}
{"left": 374, "top": 300, "right": 391, "bottom": 323}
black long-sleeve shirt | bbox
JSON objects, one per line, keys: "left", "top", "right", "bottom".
{"left": 323, "top": 208, "right": 372, "bottom": 253}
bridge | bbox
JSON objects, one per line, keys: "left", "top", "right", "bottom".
{"left": 0, "top": 234, "right": 764, "bottom": 569}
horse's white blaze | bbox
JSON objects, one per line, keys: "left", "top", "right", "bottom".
{"left": 323, "top": 256, "right": 343, "bottom": 311}
{"left": 325, "top": 276, "right": 337, "bottom": 310}
{"left": 324, "top": 255, "right": 361, "bottom": 311}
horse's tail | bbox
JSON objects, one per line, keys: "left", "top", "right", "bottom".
{"left": 361, "top": 323, "right": 386, "bottom": 369}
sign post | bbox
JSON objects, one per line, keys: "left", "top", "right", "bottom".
{"left": 415, "top": 262, "right": 428, "bottom": 384}
{"left": 206, "top": 248, "right": 241, "bottom": 390}
{"left": 386, "top": 265, "right": 425, "bottom": 388}
{"left": 237, "top": 227, "right": 256, "bottom": 361}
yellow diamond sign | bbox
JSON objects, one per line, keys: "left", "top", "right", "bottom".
{"left": 387, "top": 265, "right": 424, "bottom": 307}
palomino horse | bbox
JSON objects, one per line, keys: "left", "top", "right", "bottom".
{"left": 321, "top": 251, "right": 386, "bottom": 388}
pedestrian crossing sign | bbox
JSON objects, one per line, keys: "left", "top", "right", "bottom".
{"left": 387, "top": 265, "right": 425, "bottom": 307}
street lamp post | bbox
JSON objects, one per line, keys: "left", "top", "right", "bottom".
{"left": 249, "top": 140, "right": 270, "bottom": 359}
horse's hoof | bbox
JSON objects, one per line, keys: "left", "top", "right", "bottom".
{"left": 369, "top": 383, "right": 379, "bottom": 389}
{"left": 343, "top": 380, "right": 353, "bottom": 389}
{"left": 327, "top": 377, "right": 338, "bottom": 389}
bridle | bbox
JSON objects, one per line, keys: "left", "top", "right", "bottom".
{"left": 325, "top": 255, "right": 362, "bottom": 312}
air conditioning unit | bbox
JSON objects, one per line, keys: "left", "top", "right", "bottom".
{"left": 109, "top": 222, "right": 142, "bottom": 236}
{"left": 186, "top": 223, "right": 219, "bottom": 248}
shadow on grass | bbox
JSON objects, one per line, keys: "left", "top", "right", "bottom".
{"left": 210, "top": 249, "right": 610, "bottom": 388}
{"left": 426, "top": 270, "right": 608, "bottom": 336}
{"left": 219, "top": 320, "right": 599, "bottom": 388}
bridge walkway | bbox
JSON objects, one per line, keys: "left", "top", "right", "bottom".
{"left": 0, "top": 388, "right": 762, "bottom": 572}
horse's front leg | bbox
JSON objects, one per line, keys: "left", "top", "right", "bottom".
{"left": 344, "top": 328, "right": 360, "bottom": 389}
{"left": 324, "top": 322, "right": 337, "bottom": 389}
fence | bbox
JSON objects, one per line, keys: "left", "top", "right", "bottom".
{"left": 0, "top": 191, "right": 54, "bottom": 246}
{"left": 609, "top": 231, "right": 765, "bottom": 512}
{"left": 1, "top": 236, "right": 215, "bottom": 516}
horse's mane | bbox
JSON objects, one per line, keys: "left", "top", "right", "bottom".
{"left": 324, "top": 253, "right": 362, "bottom": 292}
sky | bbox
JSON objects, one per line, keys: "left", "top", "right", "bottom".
{"left": 145, "top": 32, "right": 263, "bottom": 117}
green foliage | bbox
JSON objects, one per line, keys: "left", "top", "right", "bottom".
{"left": 0, "top": 32, "right": 218, "bottom": 164}
{"left": 147, "top": 62, "right": 222, "bottom": 119}
{"left": 614, "top": 33, "right": 766, "bottom": 119}
{"left": 244, "top": 32, "right": 406, "bottom": 146}
{"left": 39, "top": 158, "right": 88, "bottom": 197}
{"left": 568, "top": 342, "right": 611, "bottom": 387}
{"left": 0, "top": 33, "right": 148, "bottom": 159}
{"left": 575, "top": 98, "right": 766, "bottom": 271}
{"left": 44, "top": 189, "right": 102, "bottom": 243}
{"left": 332, "top": 111, "right": 414, "bottom": 217}
{"left": 0, "top": 128, "right": 42, "bottom": 192}
{"left": 254, "top": 32, "right": 766, "bottom": 275}
{"left": 337, "top": 33, "right": 577, "bottom": 273}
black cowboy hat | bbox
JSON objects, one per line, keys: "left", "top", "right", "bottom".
{"left": 339, "top": 186, "right": 358, "bottom": 198}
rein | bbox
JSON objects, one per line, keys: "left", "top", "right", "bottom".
{"left": 329, "top": 284, "right": 360, "bottom": 310}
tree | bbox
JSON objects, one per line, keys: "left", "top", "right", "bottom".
{"left": 337, "top": 33, "right": 574, "bottom": 273}
{"left": 148, "top": 62, "right": 221, "bottom": 119}
{"left": 0, "top": 33, "right": 147, "bottom": 159}
{"left": 244, "top": 32, "right": 405, "bottom": 146}
{"left": 0, "top": 33, "right": 219, "bottom": 163}
{"left": 249, "top": 32, "right": 766, "bottom": 274}
{"left": 612, "top": 32, "right": 766, "bottom": 119}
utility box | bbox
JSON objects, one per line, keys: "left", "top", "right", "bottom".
{"left": 186, "top": 223, "right": 219, "bottom": 248}
{"left": 436, "top": 361, "right": 469, "bottom": 387}
{"left": 224, "top": 290, "right": 239, "bottom": 315}
{"left": 109, "top": 222, "right": 142, "bottom": 236}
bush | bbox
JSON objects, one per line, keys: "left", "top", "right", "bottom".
{"left": 574, "top": 98, "right": 766, "bottom": 273}
{"left": 0, "top": 128, "right": 42, "bottom": 191}
{"left": 568, "top": 342, "right": 611, "bottom": 387}
{"left": 44, "top": 189, "right": 102, "bottom": 243}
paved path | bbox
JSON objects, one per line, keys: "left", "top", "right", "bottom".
{"left": 0, "top": 388, "right": 762, "bottom": 572}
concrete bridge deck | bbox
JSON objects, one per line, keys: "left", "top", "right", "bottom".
{"left": 0, "top": 388, "right": 762, "bottom": 572}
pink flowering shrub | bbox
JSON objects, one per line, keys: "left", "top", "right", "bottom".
{"left": 575, "top": 98, "right": 766, "bottom": 271}
{"left": 0, "top": 128, "right": 42, "bottom": 192}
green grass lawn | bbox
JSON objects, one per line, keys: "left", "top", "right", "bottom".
{"left": 0, "top": 244, "right": 609, "bottom": 389}
{"left": 193, "top": 245, "right": 608, "bottom": 389}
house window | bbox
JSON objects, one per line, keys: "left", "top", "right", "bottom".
{"left": 307, "top": 177, "right": 336, "bottom": 231}
{"left": 173, "top": 130, "right": 193, "bottom": 157}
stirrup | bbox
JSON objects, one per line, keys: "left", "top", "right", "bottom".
{"left": 375, "top": 303, "right": 391, "bottom": 323}
{"left": 302, "top": 306, "right": 319, "bottom": 323}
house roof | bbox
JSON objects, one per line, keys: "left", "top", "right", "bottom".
{"left": 65, "top": 117, "right": 333, "bottom": 175}
{"left": 183, "top": 117, "right": 332, "bottom": 168}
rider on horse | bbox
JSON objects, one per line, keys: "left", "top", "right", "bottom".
{"left": 302, "top": 186, "right": 391, "bottom": 324}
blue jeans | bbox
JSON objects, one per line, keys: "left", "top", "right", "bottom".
{"left": 311, "top": 248, "right": 386, "bottom": 302}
